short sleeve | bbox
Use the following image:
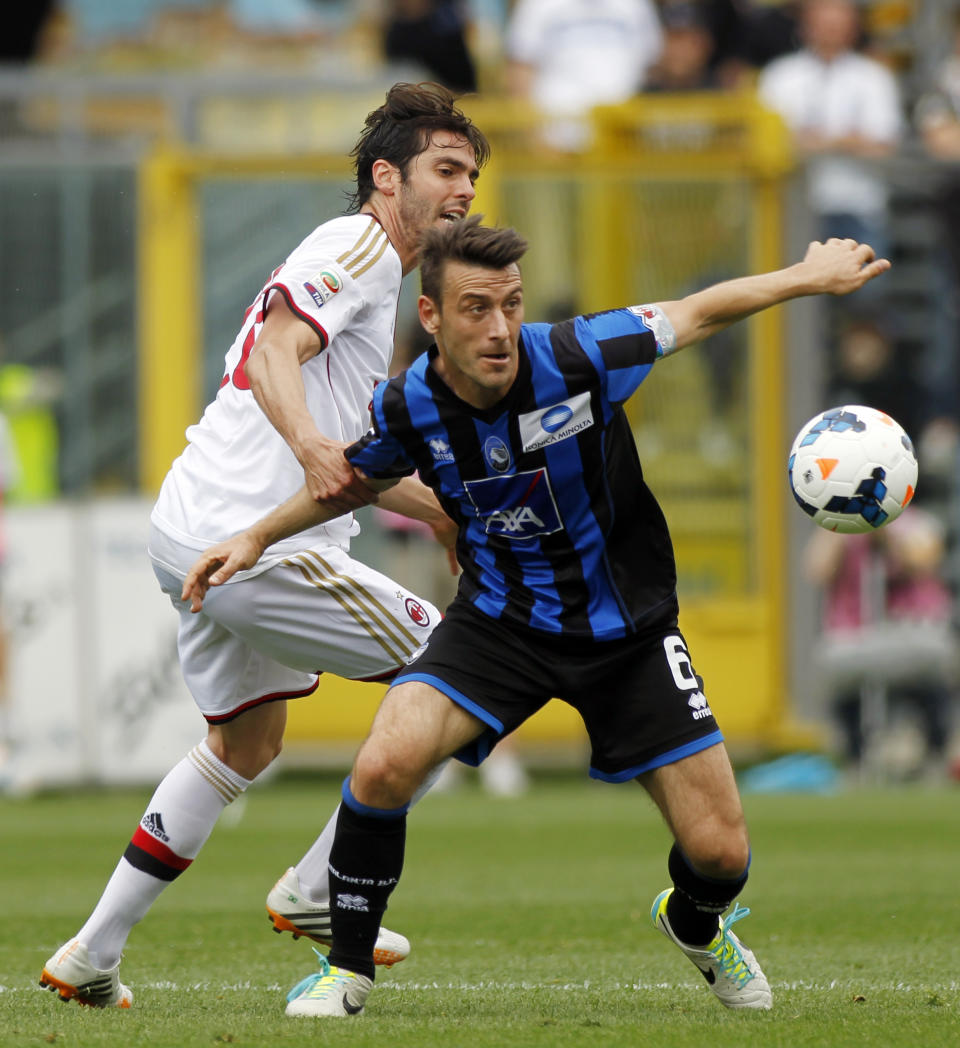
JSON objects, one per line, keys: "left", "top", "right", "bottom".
{"left": 576, "top": 305, "right": 672, "bottom": 403}
{"left": 265, "top": 257, "right": 361, "bottom": 350}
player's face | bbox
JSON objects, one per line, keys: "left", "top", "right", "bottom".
{"left": 398, "top": 133, "right": 479, "bottom": 244}
{"left": 422, "top": 261, "right": 524, "bottom": 410}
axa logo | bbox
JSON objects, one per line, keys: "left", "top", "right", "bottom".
{"left": 336, "top": 893, "right": 370, "bottom": 912}
{"left": 464, "top": 469, "right": 563, "bottom": 540}
{"left": 519, "top": 391, "right": 594, "bottom": 452}
{"left": 688, "top": 691, "right": 713, "bottom": 721}
{"left": 485, "top": 505, "right": 547, "bottom": 534}
{"left": 429, "top": 437, "right": 455, "bottom": 464}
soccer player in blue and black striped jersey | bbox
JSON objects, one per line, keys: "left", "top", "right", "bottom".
{"left": 183, "top": 217, "right": 889, "bottom": 1018}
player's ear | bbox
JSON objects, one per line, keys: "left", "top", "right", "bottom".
{"left": 371, "top": 158, "right": 401, "bottom": 196}
{"left": 418, "top": 293, "right": 441, "bottom": 335}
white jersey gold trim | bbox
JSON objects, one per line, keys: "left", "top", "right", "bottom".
{"left": 284, "top": 550, "right": 424, "bottom": 665}
{"left": 152, "top": 213, "right": 402, "bottom": 555}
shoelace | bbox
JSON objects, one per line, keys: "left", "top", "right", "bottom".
{"left": 707, "top": 904, "right": 756, "bottom": 987}
{"left": 286, "top": 947, "right": 347, "bottom": 1002}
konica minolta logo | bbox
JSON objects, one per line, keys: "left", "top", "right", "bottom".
{"left": 519, "top": 392, "right": 594, "bottom": 453}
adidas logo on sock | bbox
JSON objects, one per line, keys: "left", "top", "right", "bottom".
{"left": 141, "top": 811, "right": 170, "bottom": 843}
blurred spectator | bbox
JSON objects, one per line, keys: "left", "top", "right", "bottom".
{"left": 825, "top": 315, "right": 924, "bottom": 443}
{"left": 2, "top": 2, "right": 59, "bottom": 63}
{"left": 758, "top": 0, "right": 902, "bottom": 263}
{"left": 915, "top": 11, "right": 960, "bottom": 468}
{"left": 915, "top": 11, "right": 960, "bottom": 162}
{"left": 645, "top": 3, "right": 720, "bottom": 92}
{"left": 737, "top": 0, "right": 799, "bottom": 70}
{"left": 382, "top": 1, "right": 477, "bottom": 93}
{"left": 505, "top": 0, "right": 663, "bottom": 150}
{"left": 805, "top": 507, "right": 955, "bottom": 779}
{"left": 0, "top": 408, "right": 18, "bottom": 778}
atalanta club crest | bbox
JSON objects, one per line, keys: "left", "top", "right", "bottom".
{"left": 405, "top": 597, "right": 430, "bottom": 627}
{"left": 483, "top": 435, "right": 511, "bottom": 473}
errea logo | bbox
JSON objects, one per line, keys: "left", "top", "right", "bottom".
{"left": 429, "top": 438, "right": 455, "bottom": 464}
{"left": 688, "top": 692, "right": 713, "bottom": 721}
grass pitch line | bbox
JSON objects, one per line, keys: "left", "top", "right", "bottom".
{"left": 6, "top": 979, "right": 960, "bottom": 995}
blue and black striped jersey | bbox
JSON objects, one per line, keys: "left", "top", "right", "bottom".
{"left": 347, "top": 306, "right": 679, "bottom": 640}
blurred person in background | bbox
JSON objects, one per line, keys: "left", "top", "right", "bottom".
{"left": 824, "top": 315, "right": 925, "bottom": 449}
{"left": 39, "top": 82, "right": 488, "bottom": 1011}
{"left": 382, "top": 1, "right": 477, "bottom": 93}
{"left": 805, "top": 505, "right": 955, "bottom": 780}
{"left": 1, "top": 1, "right": 58, "bottom": 63}
{"left": 758, "top": 0, "right": 901, "bottom": 266}
{"left": 505, "top": 0, "right": 664, "bottom": 151}
{"left": 644, "top": 2, "right": 721, "bottom": 93}
{"left": 0, "top": 408, "right": 20, "bottom": 781}
{"left": 915, "top": 9, "right": 960, "bottom": 479}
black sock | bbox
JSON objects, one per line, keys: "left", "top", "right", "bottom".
{"left": 327, "top": 797, "right": 406, "bottom": 980}
{"left": 665, "top": 843, "right": 748, "bottom": 946}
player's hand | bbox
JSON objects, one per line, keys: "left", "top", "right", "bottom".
{"left": 428, "top": 511, "right": 460, "bottom": 576}
{"left": 180, "top": 533, "right": 264, "bottom": 613}
{"left": 299, "top": 436, "right": 380, "bottom": 512}
{"left": 802, "top": 237, "right": 891, "bottom": 296}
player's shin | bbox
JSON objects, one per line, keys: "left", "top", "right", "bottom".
{"left": 76, "top": 741, "right": 251, "bottom": 968}
{"left": 326, "top": 781, "right": 407, "bottom": 980}
{"left": 665, "top": 843, "right": 749, "bottom": 945}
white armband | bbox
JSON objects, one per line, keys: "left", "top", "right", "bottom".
{"left": 628, "top": 304, "right": 677, "bottom": 357}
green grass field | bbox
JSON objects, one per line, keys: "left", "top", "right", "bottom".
{"left": 2, "top": 773, "right": 959, "bottom": 1047}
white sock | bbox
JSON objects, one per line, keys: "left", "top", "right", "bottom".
{"left": 78, "top": 740, "right": 250, "bottom": 969}
{"left": 293, "top": 759, "right": 450, "bottom": 905}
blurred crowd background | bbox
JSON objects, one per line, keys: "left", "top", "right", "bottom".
{"left": 3, "top": 0, "right": 960, "bottom": 787}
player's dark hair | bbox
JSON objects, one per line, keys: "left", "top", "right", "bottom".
{"left": 347, "top": 82, "right": 490, "bottom": 212}
{"left": 419, "top": 216, "right": 528, "bottom": 304}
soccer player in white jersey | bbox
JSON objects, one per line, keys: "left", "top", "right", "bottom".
{"left": 39, "top": 83, "right": 490, "bottom": 1010}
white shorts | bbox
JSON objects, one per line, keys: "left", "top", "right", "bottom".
{"left": 150, "top": 526, "right": 439, "bottom": 723}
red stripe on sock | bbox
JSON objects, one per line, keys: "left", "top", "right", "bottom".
{"left": 130, "top": 825, "right": 192, "bottom": 872}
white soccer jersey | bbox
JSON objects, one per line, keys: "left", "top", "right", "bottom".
{"left": 758, "top": 51, "right": 902, "bottom": 217}
{"left": 152, "top": 214, "right": 401, "bottom": 557}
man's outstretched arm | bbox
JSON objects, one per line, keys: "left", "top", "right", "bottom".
{"left": 657, "top": 238, "right": 890, "bottom": 352}
{"left": 181, "top": 472, "right": 400, "bottom": 611}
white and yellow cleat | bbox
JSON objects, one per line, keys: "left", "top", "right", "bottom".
{"left": 267, "top": 867, "right": 410, "bottom": 967}
{"left": 40, "top": 938, "right": 133, "bottom": 1009}
{"left": 285, "top": 950, "right": 372, "bottom": 1018}
{"left": 651, "top": 889, "right": 772, "bottom": 1010}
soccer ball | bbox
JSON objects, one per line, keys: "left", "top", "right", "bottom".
{"left": 788, "top": 405, "right": 918, "bottom": 533}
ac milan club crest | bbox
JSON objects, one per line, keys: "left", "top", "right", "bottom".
{"left": 404, "top": 597, "right": 430, "bottom": 626}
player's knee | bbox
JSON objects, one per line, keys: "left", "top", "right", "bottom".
{"left": 680, "top": 816, "right": 750, "bottom": 880}
{"left": 208, "top": 733, "right": 282, "bottom": 780}
{"left": 353, "top": 744, "right": 423, "bottom": 808}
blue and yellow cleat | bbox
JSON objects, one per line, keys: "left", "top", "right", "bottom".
{"left": 285, "top": 949, "right": 372, "bottom": 1018}
{"left": 651, "top": 888, "right": 772, "bottom": 1010}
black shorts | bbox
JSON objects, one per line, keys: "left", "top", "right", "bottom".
{"left": 392, "top": 599, "right": 723, "bottom": 782}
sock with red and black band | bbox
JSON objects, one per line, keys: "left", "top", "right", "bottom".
{"left": 327, "top": 779, "right": 408, "bottom": 981}
{"left": 666, "top": 843, "right": 750, "bottom": 947}
{"left": 77, "top": 740, "right": 250, "bottom": 969}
